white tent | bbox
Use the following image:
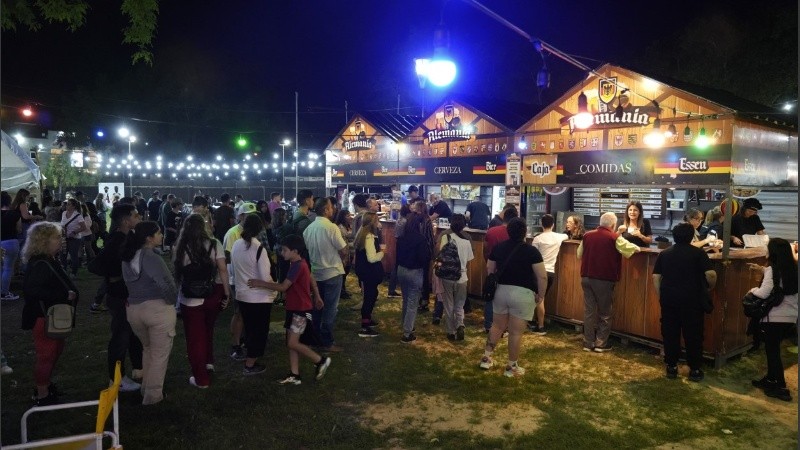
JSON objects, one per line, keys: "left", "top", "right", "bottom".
{"left": 1, "top": 130, "right": 41, "bottom": 197}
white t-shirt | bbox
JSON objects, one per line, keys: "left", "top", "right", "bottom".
{"left": 532, "top": 230, "right": 568, "bottom": 273}
{"left": 178, "top": 239, "right": 225, "bottom": 307}
{"left": 61, "top": 211, "right": 84, "bottom": 238}
{"left": 303, "top": 216, "right": 347, "bottom": 282}
{"left": 231, "top": 237, "right": 276, "bottom": 303}
{"left": 439, "top": 232, "right": 475, "bottom": 283}
{"left": 79, "top": 215, "right": 93, "bottom": 238}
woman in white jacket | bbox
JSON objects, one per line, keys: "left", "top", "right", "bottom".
{"left": 231, "top": 214, "right": 276, "bottom": 375}
{"left": 747, "top": 238, "right": 798, "bottom": 402}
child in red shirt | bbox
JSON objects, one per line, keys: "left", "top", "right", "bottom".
{"left": 248, "top": 235, "right": 329, "bottom": 385}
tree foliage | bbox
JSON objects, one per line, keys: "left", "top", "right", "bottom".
{"left": 42, "top": 152, "right": 98, "bottom": 190}
{"left": 1, "top": 0, "right": 159, "bottom": 65}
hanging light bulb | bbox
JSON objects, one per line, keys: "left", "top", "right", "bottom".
{"left": 574, "top": 92, "right": 594, "bottom": 129}
{"left": 644, "top": 118, "right": 665, "bottom": 149}
{"left": 518, "top": 135, "right": 528, "bottom": 150}
{"left": 695, "top": 127, "right": 710, "bottom": 149}
{"left": 664, "top": 123, "right": 677, "bottom": 138}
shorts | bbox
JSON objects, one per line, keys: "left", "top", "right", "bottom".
{"left": 284, "top": 311, "right": 313, "bottom": 335}
{"left": 492, "top": 284, "right": 536, "bottom": 321}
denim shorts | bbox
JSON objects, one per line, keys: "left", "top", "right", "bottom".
{"left": 492, "top": 284, "right": 535, "bottom": 320}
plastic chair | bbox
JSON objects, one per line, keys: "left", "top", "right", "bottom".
{"left": 2, "top": 361, "right": 124, "bottom": 450}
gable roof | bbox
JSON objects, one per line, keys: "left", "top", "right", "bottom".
{"left": 360, "top": 111, "right": 421, "bottom": 141}
{"left": 444, "top": 94, "right": 543, "bottom": 131}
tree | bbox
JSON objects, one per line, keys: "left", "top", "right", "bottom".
{"left": 1, "top": 0, "right": 159, "bottom": 65}
{"left": 42, "top": 153, "right": 98, "bottom": 195}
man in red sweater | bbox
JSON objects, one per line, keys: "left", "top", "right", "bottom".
{"left": 578, "top": 212, "right": 628, "bottom": 353}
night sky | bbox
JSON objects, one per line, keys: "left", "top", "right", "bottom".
{"left": 1, "top": 0, "right": 796, "bottom": 158}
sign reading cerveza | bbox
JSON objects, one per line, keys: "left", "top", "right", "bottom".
{"left": 328, "top": 156, "right": 506, "bottom": 183}
{"left": 555, "top": 146, "right": 732, "bottom": 185}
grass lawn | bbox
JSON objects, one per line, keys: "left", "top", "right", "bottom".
{"left": 1, "top": 269, "right": 797, "bottom": 449}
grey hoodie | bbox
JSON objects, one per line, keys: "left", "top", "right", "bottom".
{"left": 122, "top": 247, "right": 178, "bottom": 305}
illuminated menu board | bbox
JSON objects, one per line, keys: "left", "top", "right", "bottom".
{"left": 573, "top": 188, "right": 664, "bottom": 219}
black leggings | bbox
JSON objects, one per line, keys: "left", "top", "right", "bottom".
{"left": 360, "top": 278, "right": 379, "bottom": 322}
{"left": 238, "top": 301, "right": 273, "bottom": 358}
{"left": 760, "top": 322, "right": 793, "bottom": 385}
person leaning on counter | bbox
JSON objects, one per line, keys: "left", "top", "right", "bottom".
{"left": 731, "top": 198, "right": 765, "bottom": 247}
{"left": 428, "top": 193, "right": 452, "bottom": 222}
{"left": 617, "top": 201, "right": 653, "bottom": 247}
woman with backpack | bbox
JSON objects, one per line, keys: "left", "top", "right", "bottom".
{"left": 747, "top": 238, "right": 798, "bottom": 402}
{"left": 435, "top": 214, "right": 474, "bottom": 341}
{"left": 174, "top": 214, "right": 231, "bottom": 389}
{"left": 353, "top": 212, "right": 384, "bottom": 337}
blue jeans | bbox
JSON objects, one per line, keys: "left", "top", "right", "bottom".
{"left": 311, "top": 275, "right": 343, "bottom": 348}
{"left": 398, "top": 266, "right": 423, "bottom": 336}
{"left": 1, "top": 239, "right": 20, "bottom": 294}
{"left": 483, "top": 299, "right": 493, "bottom": 331}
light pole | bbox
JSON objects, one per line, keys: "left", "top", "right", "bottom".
{"left": 118, "top": 128, "right": 137, "bottom": 196}
{"left": 279, "top": 139, "right": 291, "bottom": 199}
{"left": 293, "top": 151, "right": 299, "bottom": 200}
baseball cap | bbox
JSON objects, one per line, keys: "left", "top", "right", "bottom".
{"left": 236, "top": 202, "right": 258, "bottom": 216}
{"left": 742, "top": 198, "right": 762, "bottom": 211}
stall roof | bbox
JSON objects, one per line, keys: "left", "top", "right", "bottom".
{"left": 614, "top": 65, "right": 795, "bottom": 129}
{"left": 361, "top": 111, "right": 421, "bottom": 141}
{"left": 451, "top": 94, "right": 543, "bottom": 131}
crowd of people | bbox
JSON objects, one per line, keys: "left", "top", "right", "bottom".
{"left": 0, "top": 185, "right": 796, "bottom": 407}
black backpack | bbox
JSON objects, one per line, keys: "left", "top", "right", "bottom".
{"left": 179, "top": 244, "right": 216, "bottom": 298}
{"left": 434, "top": 233, "right": 461, "bottom": 281}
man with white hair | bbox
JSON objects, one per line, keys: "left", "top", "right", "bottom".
{"left": 577, "top": 212, "right": 638, "bottom": 353}
{"left": 428, "top": 193, "right": 452, "bottom": 222}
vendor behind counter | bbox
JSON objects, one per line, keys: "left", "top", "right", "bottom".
{"left": 731, "top": 198, "right": 765, "bottom": 247}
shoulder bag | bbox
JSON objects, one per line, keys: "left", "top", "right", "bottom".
{"left": 742, "top": 282, "right": 784, "bottom": 319}
{"left": 36, "top": 260, "right": 77, "bottom": 339}
{"left": 483, "top": 242, "right": 523, "bottom": 303}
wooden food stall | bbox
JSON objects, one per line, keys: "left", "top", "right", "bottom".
{"left": 516, "top": 64, "right": 797, "bottom": 366}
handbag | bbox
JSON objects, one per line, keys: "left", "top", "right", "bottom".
{"left": 742, "top": 285, "right": 784, "bottom": 319}
{"left": 36, "top": 260, "right": 77, "bottom": 339}
{"left": 483, "top": 242, "right": 523, "bottom": 303}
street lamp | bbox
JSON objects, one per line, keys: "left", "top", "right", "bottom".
{"left": 293, "top": 151, "right": 299, "bottom": 200}
{"left": 118, "top": 127, "right": 136, "bottom": 195}
{"left": 279, "top": 139, "right": 291, "bottom": 198}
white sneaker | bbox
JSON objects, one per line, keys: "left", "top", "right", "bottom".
{"left": 479, "top": 356, "right": 494, "bottom": 370}
{"left": 189, "top": 376, "right": 208, "bottom": 389}
{"left": 504, "top": 364, "right": 526, "bottom": 378}
{"left": 205, "top": 364, "right": 215, "bottom": 372}
{"left": 1, "top": 292, "right": 19, "bottom": 301}
{"left": 0, "top": 364, "right": 12, "bottom": 375}
{"left": 118, "top": 375, "right": 141, "bottom": 392}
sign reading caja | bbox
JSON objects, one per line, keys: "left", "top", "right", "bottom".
{"left": 522, "top": 154, "right": 558, "bottom": 185}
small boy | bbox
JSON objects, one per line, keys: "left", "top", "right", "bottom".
{"left": 248, "top": 235, "right": 330, "bottom": 385}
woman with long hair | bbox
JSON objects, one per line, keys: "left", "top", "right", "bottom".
{"left": 684, "top": 208, "right": 719, "bottom": 248}
{"left": 22, "top": 221, "right": 79, "bottom": 405}
{"left": 11, "top": 189, "right": 43, "bottom": 247}
{"left": 564, "top": 215, "right": 585, "bottom": 240}
{"left": 619, "top": 201, "right": 652, "bottom": 247}
{"left": 121, "top": 221, "right": 177, "bottom": 405}
{"left": 231, "top": 214, "right": 277, "bottom": 375}
{"left": 60, "top": 199, "right": 87, "bottom": 279}
{"left": 1, "top": 191, "right": 22, "bottom": 300}
{"left": 79, "top": 203, "right": 95, "bottom": 265}
{"left": 480, "top": 218, "right": 547, "bottom": 377}
{"left": 334, "top": 208, "right": 354, "bottom": 300}
{"left": 174, "top": 214, "right": 231, "bottom": 389}
{"left": 353, "top": 212, "right": 384, "bottom": 337}
{"left": 747, "top": 238, "right": 798, "bottom": 402}
{"left": 396, "top": 212, "right": 432, "bottom": 343}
